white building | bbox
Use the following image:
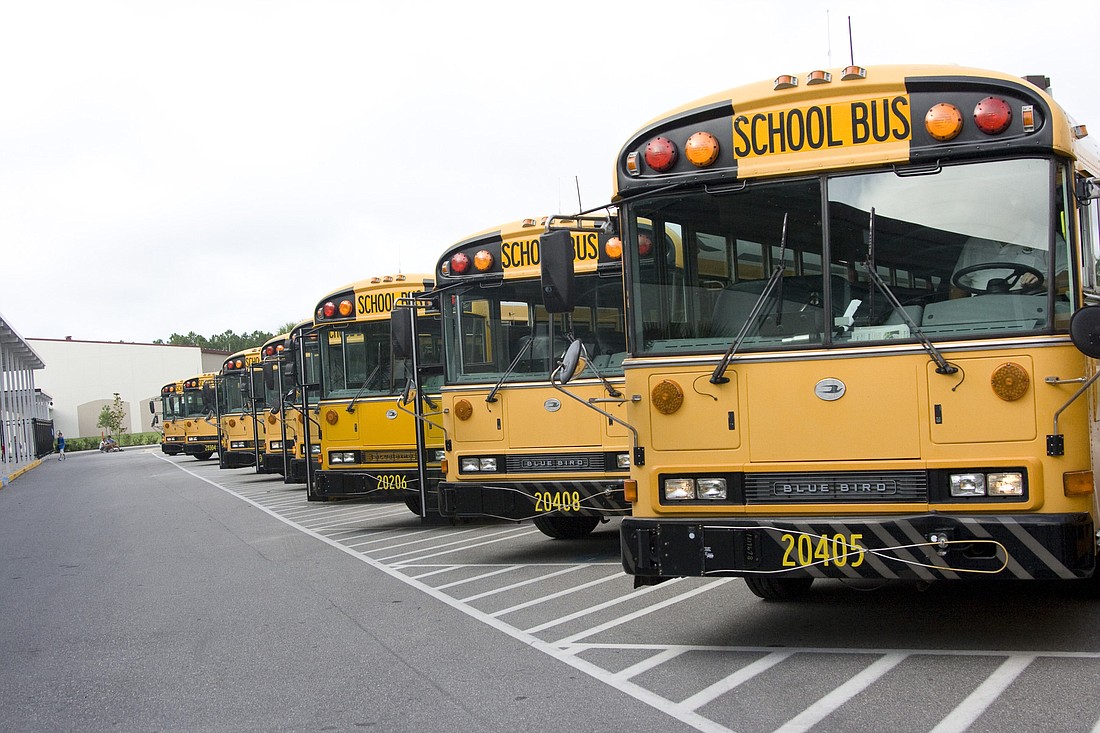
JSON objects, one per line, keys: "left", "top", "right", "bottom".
{"left": 28, "top": 338, "right": 226, "bottom": 439}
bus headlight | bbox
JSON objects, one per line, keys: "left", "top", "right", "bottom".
{"left": 270, "top": 441, "right": 283, "bottom": 450}
{"left": 310, "top": 444, "right": 321, "bottom": 455}
{"left": 230, "top": 441, "right": 247, "bottom": 449}
{"left": 459, "top": 456, "right": 498, "bottom": 473}
{"left": 329, "top": 451, "right": 357, "bottom": 464}
{"left": 615, "top": 453, "right": 631, "bottom": 469}
{"left": 433, "top": 450, "right": 446, "bottom": 462}
{"left": 664, "top": 478, "right": 695, "bottom": 500}
{"left": 987, "top": 472, "right": 1024, "bottom": 496}
{"left": 950, "top": 473, "right": 986, "bottom": 497}
{"left": 697, "top": 478, "right": 728, "bottom": 500}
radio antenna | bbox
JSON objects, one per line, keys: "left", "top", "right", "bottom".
{"left": 847, "top": 15, "right": 855, "bottom": 66}
{"left": 826, "top": 9, "right": 831, "bottom": 66}
{"left": 575, "top": 176, "right": 583, "bottom": 212}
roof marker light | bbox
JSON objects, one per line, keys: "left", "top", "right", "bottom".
{"left": 841, "top": 65, "right": 867, "bottom": 81}
{"left": 973, "top": 96, "right": 1012, "bottom": 135}
{"left": 806, "top": 70, "right": 832, "bottom": 85}
{"left": 773, "top": 74, "right": 798, "bottom": 90}
{"left": 684, "top": 131, "right": 720, "bottom": 167}
{"left": 605, "top": 237, "right": 623, "bottom": 260}
{"left": 1073, "top": 124, "right": 1089, "bottom": 139}
{"left": 625, "top": 151, "right": 640, "bottom": 176}
{"left": 473, "top": 250, "right": 494, "bottom": 271}
{"left": 643, "top": 137, "right": 677, "bottom": 172}
{"left": 1021, "top": 105, "right": 1035, "bottom": 132}
{"left": 925, "top": 103, "right": 964, "bottom": 141}
{"left": 450, "top": 252, "right": 470, "bottom": 274}
{"left": 521, "top": 218, "right": 538, "bottom": 227}
{"left": 383, "top": 275, "right": 393, "bottom": 282}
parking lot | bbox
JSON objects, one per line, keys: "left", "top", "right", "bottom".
{"left": 164, "top": 453, "right": 1100, "bottom": 733}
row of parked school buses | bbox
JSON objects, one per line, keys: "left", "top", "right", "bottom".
{"left": 162, "top": 63, "right": 1100, "bottom": 600}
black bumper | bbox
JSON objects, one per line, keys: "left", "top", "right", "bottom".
{"left": 221, "top": 450, "right": 256, "bottom": 468}
{"left": 439, "top": 479, "right": 629, "bottom": 521}
{"left": 315, "top": 468, "right": 439, "bottom": 504}
{"left": 621, "top": 514, "right": 1096, "bottom": 582}
{"left": 183, "top": 442, "right": 215, "bottom": 456}
{"left": 162, "top": 444, "right": 183, "bottom": 455}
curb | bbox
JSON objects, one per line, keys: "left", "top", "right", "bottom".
{"left": 1, "top": 458, "right": 44, "bottom": 488}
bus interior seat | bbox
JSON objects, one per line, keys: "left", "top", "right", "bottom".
{"left": 711, "top": 275, "right": 849, "bottom": 337}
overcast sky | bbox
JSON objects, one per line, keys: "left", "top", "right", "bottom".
{"left": 4, "top": 1, "right": 1097, "bottom": 344}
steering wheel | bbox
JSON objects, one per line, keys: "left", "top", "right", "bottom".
{"left": 951, "top": 262, "right": 1045, "bottom": 295}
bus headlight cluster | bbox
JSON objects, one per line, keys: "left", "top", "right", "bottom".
{"left": 616, "top": 453, "right": 631, "bottom": 469}
{"left": 186, "top": 436, "right": 200, "bottom": 442}
{"left": 664, "top": 477, "right": 727, "bottom": 501}
{"left": 230, "top": 441, "right": 247, "bottom": 449}
{"left": 459, "top": 456, "right": 498, "bottom": 473}
{"left": 949, "top": 471, "right": 1024, "bottom": 497}
{"left": 310, "top": 444, "right": 321, "bottom": 455}
{"left": 330, "top": 451, "right": 358, "bottom": 464}
{"left": 269, "top": 441, "right": 283, "bottom": 450}
{"left": 433, "top": 450, "right": 447, "bottom": 462}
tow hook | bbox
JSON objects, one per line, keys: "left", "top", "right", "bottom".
{"left": 928, "top": 532, "right": 951, "bottom": 557}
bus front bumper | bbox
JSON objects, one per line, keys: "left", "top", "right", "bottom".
{"left": 439, "top": 479, "right": 630, "bottom": 521}
{"left": 162, "top": 444, "right": 183, "bottom": 455}
{"left": 183, "top": 442, "right": 216, "bottom": 456}
{"left": 621, "top": 514, "right": 1096, "bottom": 583}
{"left": 315, "top": 468, "right": 438, "bottom": 504}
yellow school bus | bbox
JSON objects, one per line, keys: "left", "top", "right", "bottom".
{"left": 180, "top": 372, "right": 218, "bottom": 460}
{"left": 597, "top": 64, "right": 1100, "bottom": 598}
{"left": 158, "top": 380, "right": 185, "bottom": 455}
{"left": 272, "top": 319, "right": 320, "bottom": 483}
{"left": 257, "top": 332, "right": 292, "bottom": 475}
{"left": 217, "top": 346, "right": 263, "bottom": 469}
{"left": 310, "top": 274, "right": 442, "bottom": 509}
{"left": 432, "top": 216, "right": 630, "bottom": 538}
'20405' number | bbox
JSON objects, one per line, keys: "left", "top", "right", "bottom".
{"left": 780, "top": 532, "right": 865, "bottom": 568}
{"left": 534, "top": 491, "right": 582, "bottom": 513}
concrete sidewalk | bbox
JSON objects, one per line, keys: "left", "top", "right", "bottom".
{"left": 1, "top": 457, "right": 43, "bottom": 487}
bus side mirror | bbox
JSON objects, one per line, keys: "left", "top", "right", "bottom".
{"left": 201, "top": 384, "right": 215, "bottom": 412}
{"left": 391, "top": 307, "right": 415, "bottom": 359}
{"left": 1076, "top": 176, "right": 1100, "bottom": 202}
{"left": 263, "top": 362, "right": 276, "bottom": 391}
{"left": 556, "top": 339, "right": 584, "bottom": 385}
{"left": 1070, "top": 306, "right": 1100, "bottom": 358}
{"left": 540, "top": 229, "right": 575, "bottom": 314}
{"left": 148, "top": 399, "right": 155, "bottom": 415}
{"left": 283, "top": 357, "right": 298, "bottom": 386}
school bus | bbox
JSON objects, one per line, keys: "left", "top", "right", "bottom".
{"left": 582, "top": 64, "right": 1100, "bottom": 598}
{"left": 180, "top": 372, "right": 218, "bottom": 460}
{"left": 217, "top": 346, "right": 263, "bottom": 469}
{"left": 272, "top": 319, "right": 321, "bottom": 483}
{"left": 429, "top": 216, "right": 630, "bottom": 538}
{"left": 256, "top": 332, "right": 292, "bottom": 475}
{"left": 158, "top": 380, "right": 185, "bottom": 455}
{"left": 310, "top": 274, "right": 442, "bottom": 508}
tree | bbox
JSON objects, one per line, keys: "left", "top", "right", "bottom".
{"left": 154, "top": 328, "right": 278, "bottom": 353}
{"left": 97, "top": 393, "right": 128, "bottom": 441}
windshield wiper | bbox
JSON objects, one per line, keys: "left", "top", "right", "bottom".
{"left": 486, "top": 335, "right": 535, "bottom": 403}
{"left": 346, "top": 344, "right": 384, "bottom": 412}
{"left": 862, "top": 207, "right": 957, "bottom": 375}
{"left": 711, "top": 213, "right": 789, "bottom": 384}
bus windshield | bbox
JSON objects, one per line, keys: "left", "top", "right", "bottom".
{"left": 219, "top": 373, "right": 249, "bottom": 413}
{"left": 181, "top": 389, "right": 208, "bottom": 418}
{"left": 162, "top": 393, "right": 182, "bottom": 420}
{"left": 628, "top": 157, "right": 1072, "bottom": 356}
{"left": 443, "top": 276, "right": 626, "bottom": 384}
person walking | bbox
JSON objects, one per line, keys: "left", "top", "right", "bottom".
{"left": 57, "top": 432, "right": 66, "bottom": 461}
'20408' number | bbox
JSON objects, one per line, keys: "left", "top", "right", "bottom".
{"left": 780, "top": 532, "right": 865, "bottom": 568}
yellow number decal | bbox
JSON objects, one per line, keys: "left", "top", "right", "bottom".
{"left": 780, "top": 533, "right": 796, "bottom": 567}
{"left": 779, "top": 532, "right": 865, "bottom": 567}
{"left": 378, "top": 474, "right": 408, "bottom": 490}
{"left": 534, "top": 491, "right": 582, "bottom": 513}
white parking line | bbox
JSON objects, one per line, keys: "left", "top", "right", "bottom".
{"left": 610, "top": 647, "right": 688, "bottom": 682}
{"left": 551, "top": 579, "right": 732, "bottom": 645}
{"left": 929, "top": 655, "right": 1035, "bottom": 733}
{"left": 773, "top": 653, "right": 906, "bottom": 733}
{"left": 357, "top": 527, "right": 484, "bottom": 554}
{"left": 489, "top": 571, "right": 625, "bottom": 618}
{"left": 524, "top": 579, "right": 684, "bottom": 634}
{"left": 435, "top": 565, "right": 525, "bottom": 589}
{"left": 459, "top": 565, "right": 586, "bottom": 602}
{"left": 384, "top": 529, "right": 544, "bottom": 565}
{"left": 346, "top": 528, "right": 442, "bottom": 548}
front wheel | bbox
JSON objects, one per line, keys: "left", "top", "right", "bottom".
{"left": 744, "top": 576, "right": 814, "bottom": 601}
{"left": 193, "top": 452, "right": 213, "bottom": 461}
{"left": 532, "top": 514, "right": 600, "bottom": 539}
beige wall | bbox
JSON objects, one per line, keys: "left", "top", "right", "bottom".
{"left": 28, "top": 339, "right": 220, "bottom": 439}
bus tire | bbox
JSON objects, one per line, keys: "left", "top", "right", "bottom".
{"left": 744, "top": 576, "right": 814, "bottom": 601}
{"left": 532, "top": 514, "right": 600, "bottom": 539}
{"left": 404, "top": 497, "right": 422, "bottom": 515}
{"left": 194, "top": 452, "right": 212, "bottom": 461}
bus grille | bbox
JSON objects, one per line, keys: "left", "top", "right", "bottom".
{"left": 744, "top": 470, "right": 928, "bottom": 504}
{"left": 505, "top": 452, "right": 619, "bottom": 474}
